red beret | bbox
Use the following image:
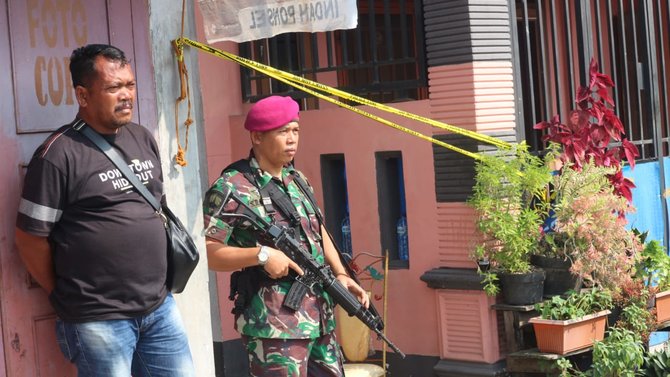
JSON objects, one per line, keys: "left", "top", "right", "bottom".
{"left": 244, "top": 96, "right": 300, "bottom": 132}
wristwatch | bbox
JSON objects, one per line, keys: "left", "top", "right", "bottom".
{"left": 257, "top": 246, "right": 270, "bottom": 266}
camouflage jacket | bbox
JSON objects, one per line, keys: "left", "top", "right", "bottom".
{"left": 203, "top": 156, "right": 336, "bottom": 339}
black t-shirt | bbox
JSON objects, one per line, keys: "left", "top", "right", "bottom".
{"left": 16, "top": 120, "right": 168, "bottom": 322}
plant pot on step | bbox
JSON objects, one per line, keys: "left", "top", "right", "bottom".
{"left": 498, "top": 269, "right": 545, "bottom": 305}
{"left": 529, "top": 309, "right": 610, "bottom": 355}
{"left": 530, "top": 254, "right": 582, "bottom": 296}
{"left": 656, "top": 290, "right": 670, "bottom": 324}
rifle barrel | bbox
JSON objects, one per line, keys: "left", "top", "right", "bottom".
{"left": 374, "top": 328, "right": 406, "bottom": 359}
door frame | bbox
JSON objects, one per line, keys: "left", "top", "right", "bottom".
{"left": 0, "top": 0, "right": 156, "bottom": 374}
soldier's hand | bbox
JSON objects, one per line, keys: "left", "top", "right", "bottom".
{"left": 263, "top": 247, "right": 304, "bottom": 279}
{"left": 336, "top": 274, "right": 370, "bottom": 309}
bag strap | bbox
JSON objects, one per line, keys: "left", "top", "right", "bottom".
{"left": 72, "top": 119, "right": 161, "bottom": 212}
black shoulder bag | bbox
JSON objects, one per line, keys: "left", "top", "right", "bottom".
{"left": 74, "top": 119, "right": 199, "bottom": 293}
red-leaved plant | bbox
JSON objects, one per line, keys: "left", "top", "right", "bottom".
{"left": 533, "top": 59, "right": 643, "bottom": 292}
{"left": 534, "top": 58, "right": 639, "bottom": 202}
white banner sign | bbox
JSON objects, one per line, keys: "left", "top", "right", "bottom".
{"left": 198, "top": 0, "right": 358, "bottom": 43}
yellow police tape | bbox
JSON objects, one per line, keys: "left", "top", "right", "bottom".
{"left": 175, "top": 37, "right": 513, "bottom": 160}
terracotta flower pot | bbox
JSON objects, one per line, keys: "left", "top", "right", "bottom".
{"left": 656, "top": 290, "right": 670, "bottom": 324}
{"left": 529, "top": 309, "right": 610, "bottom": 355}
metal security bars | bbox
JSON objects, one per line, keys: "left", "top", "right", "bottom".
{"left": 512, "top": 0, "right": 670, "bottom": 246}
{"left": 512, "top": 0, "right": 670, "bottom": 162}
{"left": 238, "top": 0, "right": 428, "bottom": 107}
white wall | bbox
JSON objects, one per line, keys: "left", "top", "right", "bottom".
{"left": 147, "top": 1, "right": 215, "bottom": 375}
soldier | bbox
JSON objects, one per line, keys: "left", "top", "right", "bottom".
{"left": 203, "top": 95, "right": 369, "bottom": 376}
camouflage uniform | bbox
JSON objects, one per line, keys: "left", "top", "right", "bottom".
{"left": 204, "top": 155, "right": 343, "bottom": 376}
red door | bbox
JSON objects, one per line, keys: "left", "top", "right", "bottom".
{"left": 0, "top": 1, "right": 151, "bottom": 375}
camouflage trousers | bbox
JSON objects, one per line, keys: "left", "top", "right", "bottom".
{"left": 241, "top": 332, "right": 344, "bottom": 377}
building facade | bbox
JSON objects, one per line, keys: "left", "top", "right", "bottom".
{"left": 1, "top": 0, "right": 668, "bottom": 376}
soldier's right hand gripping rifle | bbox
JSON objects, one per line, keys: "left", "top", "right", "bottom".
{"left": 209, "top": 186, "right": 405, "bottom": 358}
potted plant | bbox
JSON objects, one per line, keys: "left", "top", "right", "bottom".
{"left": 635, "top": 236, "right": 670, "bottom": 324}
{"left": 533, "top": 59, "right": 642, "bottom": 295}
{"left": 556, "top": 326, "right": 645, "bottom": 377}
{"left": 468, "top": 143, "right": 552, "bottom": 305}
{"left": 607, "top": 277, "right": 655, "bottom": 338}
{"left": 528, "top": 58, "right": 651, "bottom": 375}
{"left": 555, "top": 297, "right": 651, "bottom": 376}
{"left": 545, "top": 161, "right": 643, "bottom": 293}
{"left": 556, "top": 302, "right": 649, "bottom": 377}
{"left": 530, "top": 288, "right": 612, "bottom": 355}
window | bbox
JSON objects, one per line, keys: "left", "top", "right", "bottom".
{"left": 320, "top": 154, "right": 352, "bottom": 256}
{"left": 239, "top": 33, "right": 320, "bottom": 109}
{"left": 334, "top": 0, "right": 427, "bottom": 102}
{"left": 375, "top": 151, "right": 409, "bottom": 268}
{"left": 514, "top": 0, "right": 669, "bottom": 160}
{"left": 239, "top": 0, "right": 427, "bottom": 107}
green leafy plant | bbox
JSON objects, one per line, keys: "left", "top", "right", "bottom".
{"left": 556, "top": 358, "right": 575, "bottom": 377}
{"left": 616, "top": 301, "right": 654, "bottom": 346}
{"left": 556, "top": 327, "right": 644, "bottom": 377}
{"left": 635, "top": 236, "right": 670, "bottom": 293}
{"left": 641, "top": 347, "right": 670, "bottom": 376}
{"left": 535, "top": 289, "right": 612, "bottom": 320}
{"left": 478, "top": 270, "right": 499, "bottom": 296}
{"left": 590, "top": 327, "right": 645, "bottom": 377}
{"left": 469, "top": 143, "right": 552, "bottom": 295}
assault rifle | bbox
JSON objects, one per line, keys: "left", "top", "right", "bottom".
{"left": 211, "top": 187, "right": 405, "bottom": 358}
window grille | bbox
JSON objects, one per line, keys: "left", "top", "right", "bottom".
{"left": 239, "top": 0, "right": 428, "bottom": 108}
{"left": 512, "top": 0, "right": 669, "bottom": 161}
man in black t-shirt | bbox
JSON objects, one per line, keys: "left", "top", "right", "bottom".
{"left": 15, "top": 44, "right": 194, "bottom": 377}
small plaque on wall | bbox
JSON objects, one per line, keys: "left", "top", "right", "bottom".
{"left": 8, "top": 0, "right": 110, "bottom": 133}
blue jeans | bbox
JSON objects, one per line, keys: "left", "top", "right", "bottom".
{"left": 55, "top": 294, "right": 194, "bottom": 377}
